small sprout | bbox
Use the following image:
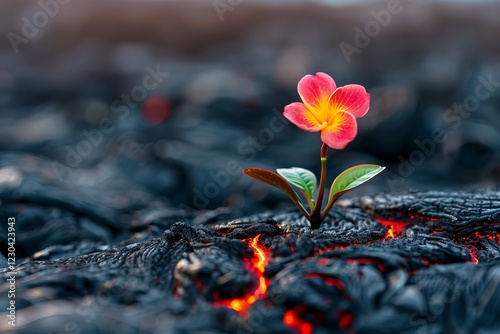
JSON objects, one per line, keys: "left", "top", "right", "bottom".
{"left": 243, "top": 72, "right": 385, "bottom": 229}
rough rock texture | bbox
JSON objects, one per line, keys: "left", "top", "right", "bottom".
{"left": 1, "top": 189, "right": 500, "bottom": 333}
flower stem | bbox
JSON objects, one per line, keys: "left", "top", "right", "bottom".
{"left": 320, "top": 192, "right": 340, "bottom": 221}
{"left": 310, "top": 142, "right": 328, "bottom": 228}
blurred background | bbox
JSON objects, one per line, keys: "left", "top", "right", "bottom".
{"left": 0, "top": 0, "right": 499, "bottom": 215}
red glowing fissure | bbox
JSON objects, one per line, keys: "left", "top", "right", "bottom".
{"left": 474, "top": 231, "right": 500, "bottom": 245}
{"left": 284, "top": 310, "right": 313, "bottom": 334}
{"left": 377, "top": 218, "right": 500, "bottom": 264}
{"left": 217, "top": 219, "right": 498, "bottom": 331}
{"left": 219, "top": 235, "right": 270, "bottom": 314}
{"left": 375, "top": 218, "right": 409, "bottom": 239}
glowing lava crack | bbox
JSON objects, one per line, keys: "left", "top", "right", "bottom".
{"left": 221, "top": 235, "right": 270, "bottom": 314}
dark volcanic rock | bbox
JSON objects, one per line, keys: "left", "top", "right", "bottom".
{"left": 1, "top": 190, "right": 500, "bottom": 333}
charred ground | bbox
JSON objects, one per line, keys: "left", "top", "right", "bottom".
{"left": 1, "top": 188, "right": 499, "bottom": 333}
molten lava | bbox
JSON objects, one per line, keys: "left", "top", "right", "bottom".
{"left": 470, "top": 250, "right": 479, "bottom": 264}
{"left": 283, "top": 310, "right": 313, "bottom": 334}
{"left": 474, "top": 231, "right": 500, "bottom": 245}
{"left": 222, "top": 235, "right": 269, "bottom": 314}
{"left": 376, "top": 218, "right": 409, "bottom": 239}
{"left": 221, "top": 218, "right": 498, "bottom": 331}
{"left": 449, "top": 229, "right": 500, "bottom": 264}
{"left": 408, "top": 213, "right": 440, "bottom": 222}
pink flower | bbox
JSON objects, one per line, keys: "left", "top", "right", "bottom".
{"left": 283, "top": 72, "right": 370, "bottom": 149}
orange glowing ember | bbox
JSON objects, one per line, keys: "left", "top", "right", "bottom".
{"left": 221, "top": 235, "right": 269, "bottom": 314}
{"left": 283, "top": 310, "right": 313, "bottom": 334}
{"left": 251, "top": 235, "right": 267, "bottom": 273}
{"left": 471, "top": 252, "right": 479, "bottom": 264}
{"left": 408, "top": 213, "right": 439, "bottom": 222}
{"left": 376, "top": 218, "right": 409, "bottom": 239}
{"left": 462, "top": 244, "right": 480, "bottom": 264}
{"left": 474, "top": 231, "right": 500, "bottom": 245}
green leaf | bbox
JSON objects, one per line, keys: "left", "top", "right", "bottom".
{"left": 328, "top": 164, "right": 385, "bottom": 203}
{"left": 277, "top": 167, "right": 317, "bottom": 204}
{"left": 242, "top": 168, "right": 302, "bottom": 206}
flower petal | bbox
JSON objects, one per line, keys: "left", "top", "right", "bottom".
{"left": 283, "top": 102, "right": 328, "bottom": 132}
{"left": 298, "top": 72, "right": 337, "bottom": 113}
{"left": 320, "top": 111, "right": 357, "bottom": 149}
{"left": 328, "top": 84, "right": 370, "bottom": 118}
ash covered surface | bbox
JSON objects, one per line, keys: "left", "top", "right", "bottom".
{"left": 1, "top": 187, "right": 499, "bottom": 333}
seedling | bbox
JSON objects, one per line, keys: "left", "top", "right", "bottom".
{"left": 243, "top": 73, "right": 384, "bottom": 229}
